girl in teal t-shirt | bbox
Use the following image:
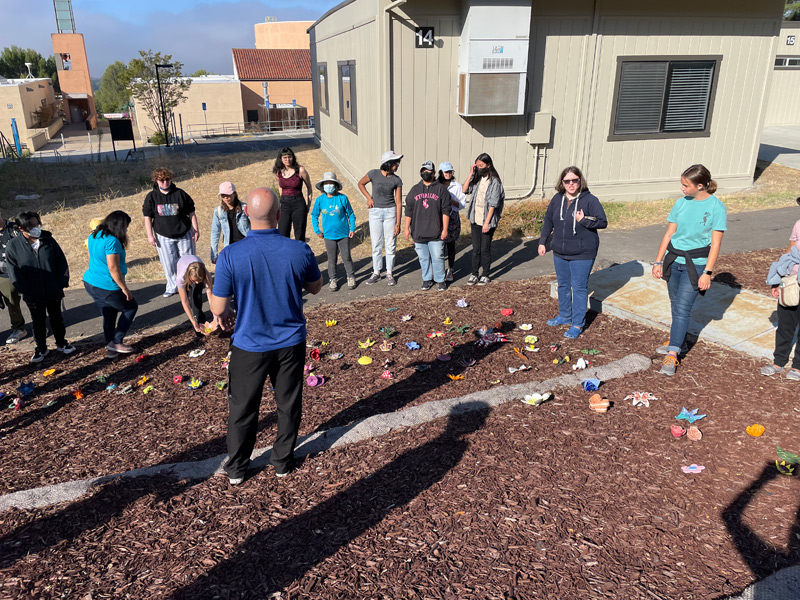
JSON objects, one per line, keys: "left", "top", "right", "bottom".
{"left": 651, "top": 164, "right": 727, "bottom": 376}
{"left": 311, "top": 172, "right": 357, "bottom": 291}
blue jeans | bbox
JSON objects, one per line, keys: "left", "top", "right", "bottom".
{"left": 553, "top": 256, "right": 594, "bottom": 329}
{"left": 84, "top": 281, "right": 139, "bottom": 344}
{"left": 414, "top": 240, "right": 446, "bottom": 283}
{"left": 368, "top": 207, "right": 397, "bottom": 275}
{"left": 666, "top": 262, "right": 703, "bottom": 354}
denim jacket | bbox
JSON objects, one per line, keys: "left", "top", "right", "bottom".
{"left": 210, "top": 204, "right": 250, "bottom": 262}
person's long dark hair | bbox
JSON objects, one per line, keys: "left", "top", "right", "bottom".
{"left": 92, "top": 210, "right": 132, "bottom": 248}
{"left": 272, "top": 147, "right": 299, "bottom": 175}
{"left": 468, "top": 153, "right": 501, "bottom": 187}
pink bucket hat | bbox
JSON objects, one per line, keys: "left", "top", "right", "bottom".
{"left": 218, "top": 181, "right": 236, "bottom": 195}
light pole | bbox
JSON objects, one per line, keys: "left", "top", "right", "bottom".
{"left": 155, "top": 63, "right": 173, "bottom": 147}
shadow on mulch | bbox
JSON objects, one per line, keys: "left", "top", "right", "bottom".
{"left": 722, "top": 463, "right": 800, "bottom": 582}
{"left": 168, "top": 405, "right": 490, "bottom": 599}
{"left": 0, "top": 323, "right": 201, "bottom": 440}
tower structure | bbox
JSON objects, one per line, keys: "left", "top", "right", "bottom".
{"left": 51, "top": 0, "right": 97, "bottom": 128}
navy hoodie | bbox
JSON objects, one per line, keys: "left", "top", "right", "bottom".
{"left": 539, "top": 189, "right": 607, "bottom": 260}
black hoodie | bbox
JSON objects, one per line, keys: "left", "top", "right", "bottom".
{"left": 142, "top": 182, "right": 196, "bottom": 239}
{"left": 5, "top": 231, "right": 69, "bottom": 304}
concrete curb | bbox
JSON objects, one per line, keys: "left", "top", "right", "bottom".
{"left": 0, "top": 353, "right": 651, "bottom": 512}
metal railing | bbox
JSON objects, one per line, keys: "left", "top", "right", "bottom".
{"left": 0, "top": 131, "right": 19, "bottom": 159}
{"left": 186, "top": 118, "right": 313, "bottom": 138}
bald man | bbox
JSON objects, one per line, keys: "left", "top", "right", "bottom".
{"left": 211, "top": 187, "right": 322, "bottom": 485}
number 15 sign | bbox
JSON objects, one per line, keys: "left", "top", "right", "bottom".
{"left": 415, "top": 27, "right": 435, "bottom": 48}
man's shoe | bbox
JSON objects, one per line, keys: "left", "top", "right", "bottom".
{"left": 229, "top": 476, "right": 245, "bottom": 485}
{"left": 467, "top": 274, "right": 479, "bottom": 286}
{"left": 445, "top": 269, "right": 454, "bottom": 282}
{"left": 107, "top": 341, "right": 134, "bottom": 354}
{"left": 275, "top": 459, "right": 296, "bottom": 478}
{"left": 437, "top": 282, "right": 447, "bottom": 292}
{"left": 477, "top": 276, "right": 490, "bottom": 286}
{"left": 57, "top": 343, "right": 76, "bottom": 355}
{"left": 365, "top": 273, "right": 380, "bottom": 285}
{"left": 329, "top": 279, "right": 338, "bottom": 291}
{"left": 546, "top": 315, "right": 571, "bottom": 327}
{"left": 5, "top": 329, "right": 27, "bottom": 344}
{"left": 421, "top": 280, "right": 434, "bottom": 291}
{"left": 347, "top": 276, "right": 356, "bottom": 289}
{"left": 31, "top": 348, "right": 49, "bottom": 363}
{"left": 386, "top": 275, "right": 397, "bottom": 286}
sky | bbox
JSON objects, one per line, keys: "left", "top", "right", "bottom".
{"left": 0, "top": 0, "right": 330, "bottom": 78}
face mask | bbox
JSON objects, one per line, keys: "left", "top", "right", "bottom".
{"left": 28, "top": 226, "right": 42, "bottom": 238}
{"left": 477, "top": 167, "right": 489, "bottom": 177}
{"left": 323, "top": 184, "right": 337, "bottom": 194}
{"left": 421, "top": 171, "right": 434, "bottom": 182}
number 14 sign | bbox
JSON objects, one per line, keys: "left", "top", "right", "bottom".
{"left": 415, "top": 27, "right": 435, "bottom": 48}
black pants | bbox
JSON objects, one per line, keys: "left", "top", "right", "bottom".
{"left": 774, "top": 303, "right": 800, "bottom": 369}
{"left": 84, "top": 281, "right": 139, "bottom": 345}
{"left": 226, "top": 342, "right": 305, "bottom": 478}
{"left": 446, "top": 240, "right": 456, "bottom": 270}
{"left": 27, "top": 299, "right": 66, "bottom": 351}
{"left": 278, "top": 195, "right": 308, "bottom": 241}
{"left": 188, "top": 282, "right": 207, "bottom": 323}
{"left": 470, "top": 223, "right": 496, "bottom": 277}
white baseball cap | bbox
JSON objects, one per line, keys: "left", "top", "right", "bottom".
{"left": 381, "top": 150, "right": 403, "bottom": 163}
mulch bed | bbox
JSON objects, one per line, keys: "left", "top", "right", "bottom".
{"left": 0, "top": 248, "right": 798, "bottom": 599}
{"left": 712, "top": 247, "right": 781, "bottom": 294}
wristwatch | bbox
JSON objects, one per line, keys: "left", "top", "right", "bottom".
{"left": 703, "top": 270, "right": 713, "bottom": 275}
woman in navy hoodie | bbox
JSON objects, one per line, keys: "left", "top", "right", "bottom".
{"left": 538, "top": 166, "right": 607, "bottom": 339}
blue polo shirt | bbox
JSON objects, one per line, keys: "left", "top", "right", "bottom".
{"left": 213, "top": 228, "right": 321, "bottom": 352}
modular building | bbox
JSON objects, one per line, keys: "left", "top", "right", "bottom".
{"left": 0, "top": 77, "right": 63, "bottom": 151}
{"left": 764, "top": 22, "right": 800, "bottom": 126}
{"left": 309, "top": 0, "right": 785, "bottom": 201}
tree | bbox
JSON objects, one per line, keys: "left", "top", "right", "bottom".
{"left": 188, "top": 69, "right": 214, "bottom": 77}
{"left": 0, "top": 46, "right": 58, "bottom": 90}
{"left": 125, "top": 50, "right": 191, "bottom": 141}
{"left": 786, "top": 1, "right": 800, "bottom": 20}
{"left": 95, "top": 61, "right": 130, "bottom": 114}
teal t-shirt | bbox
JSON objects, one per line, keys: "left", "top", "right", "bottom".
{"left": 83, "top": 232, "right": 126, "bottom": 290}
{"left": 667, "top": 195, "right": 727, "bottom": 265}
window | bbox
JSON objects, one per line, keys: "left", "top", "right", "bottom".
{"left": 775, "top": 56, "right": 800, "bottom": 69}
{"left": 318, "top": 63, "right": 329, "bottom": 115}
{"left": 609, "top": 56, "right": 721, "bottom": 140}
{"left": 338, "top": 60, "right": 357, "bottom": 132}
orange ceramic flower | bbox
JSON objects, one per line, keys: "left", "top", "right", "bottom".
{"left": 746, "top": 424, "right": 765, "bottom": 437}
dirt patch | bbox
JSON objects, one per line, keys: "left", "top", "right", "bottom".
{"left": 1, "top": 260, "right": 798, "bottom": 599}
{"left": 713, "top": 247, "right": 782, "bottom": 295}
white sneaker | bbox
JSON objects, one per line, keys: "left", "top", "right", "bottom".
{"left": 329, "top": 279, "right": 338, "bottom": 291}
{"left": 5, "top": 329, "right": 27, "bottom": 344}
{"left": 106, "top": 342, "right": 134, "bottom": 354}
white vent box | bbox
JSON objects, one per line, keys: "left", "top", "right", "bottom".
{"left": 457, "top": 2, "right": 531, "bottom": 117}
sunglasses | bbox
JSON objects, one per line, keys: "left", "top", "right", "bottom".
{"left": 563, "top": 178, "right": 580, "bottom": 185}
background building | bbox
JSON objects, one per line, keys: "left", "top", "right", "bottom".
{"left": 51, "top": 0, "right": 97, "bottom": 129}
{"left": 0, "top": 77, "right": 62, "bottom": 151}
{"left": 764, "top": 22, "right": 800, "bottom": 126}
{"left": 310, "top": 0, "right": 785, "bottom": 201}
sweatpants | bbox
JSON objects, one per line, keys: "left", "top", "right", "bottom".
{"left": 155, "top": 231, "right": 195, "bottom": 294}
{"left": 324, "top": 237, "right": 355, "bottom": 280}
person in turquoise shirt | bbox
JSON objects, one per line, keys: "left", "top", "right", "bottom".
{"left": 311, "top": 172, "right": 357, "bottom": 291}
{"left": 83, "top": 211, "right": 138, "bottom": 355}
{"left": 651, "top": 164, "right": 727, "bottom": 376}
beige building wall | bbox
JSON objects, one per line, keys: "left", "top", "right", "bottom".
{"left": 132, "top": 77, "right": 244, "bottom": 140}
{"left": 255, "top": 21, "right": 313, "bottom": 49}
{"left": 312, "top": 0, "right": 783, "bottom": 201}
{"left": 51, "top": 32, "right": 97, "bottom": 127}
{"left": 764, "top": 23, "right": 800, "bottom": 126}
{"left": 241, "top": 80, "right": 313, "bottom": 121}
{"left": 0, "top": 79, "right": 62, "bottom": 150}
{"left": 311, "top": 0, "right": 381, "bottom": 183}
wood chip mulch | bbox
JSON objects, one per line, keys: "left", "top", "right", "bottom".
{"left": 0, "top": 248, "right": 798, "bottom": 599}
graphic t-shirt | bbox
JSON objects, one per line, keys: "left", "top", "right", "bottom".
{"left": 367, "top": 169, "right": 403, "bottom": 209}
{"left": 83, "top": 232, "right": 126, "bottom": 291}
{"left": 667, "top": 195, "right": 727, "bottom": 265}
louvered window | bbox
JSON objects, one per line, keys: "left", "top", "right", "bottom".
{"left": 611, "top": 58, "right": 718, "bottom": 139}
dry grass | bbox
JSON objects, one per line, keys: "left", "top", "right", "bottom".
{"left": 2, "top": 153, "right": 798, "bottom": 282}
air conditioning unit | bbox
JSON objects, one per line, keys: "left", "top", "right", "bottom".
{"left": 457, "top": 2, "right": 531, "bottom": 117}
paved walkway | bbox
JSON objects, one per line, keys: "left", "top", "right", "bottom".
{"left": 759, "top": 125, "right": 800, "bottom": 170}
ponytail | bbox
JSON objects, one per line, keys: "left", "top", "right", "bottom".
{"left": 682, "top": 164, "right": 716, "bottom": 194}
